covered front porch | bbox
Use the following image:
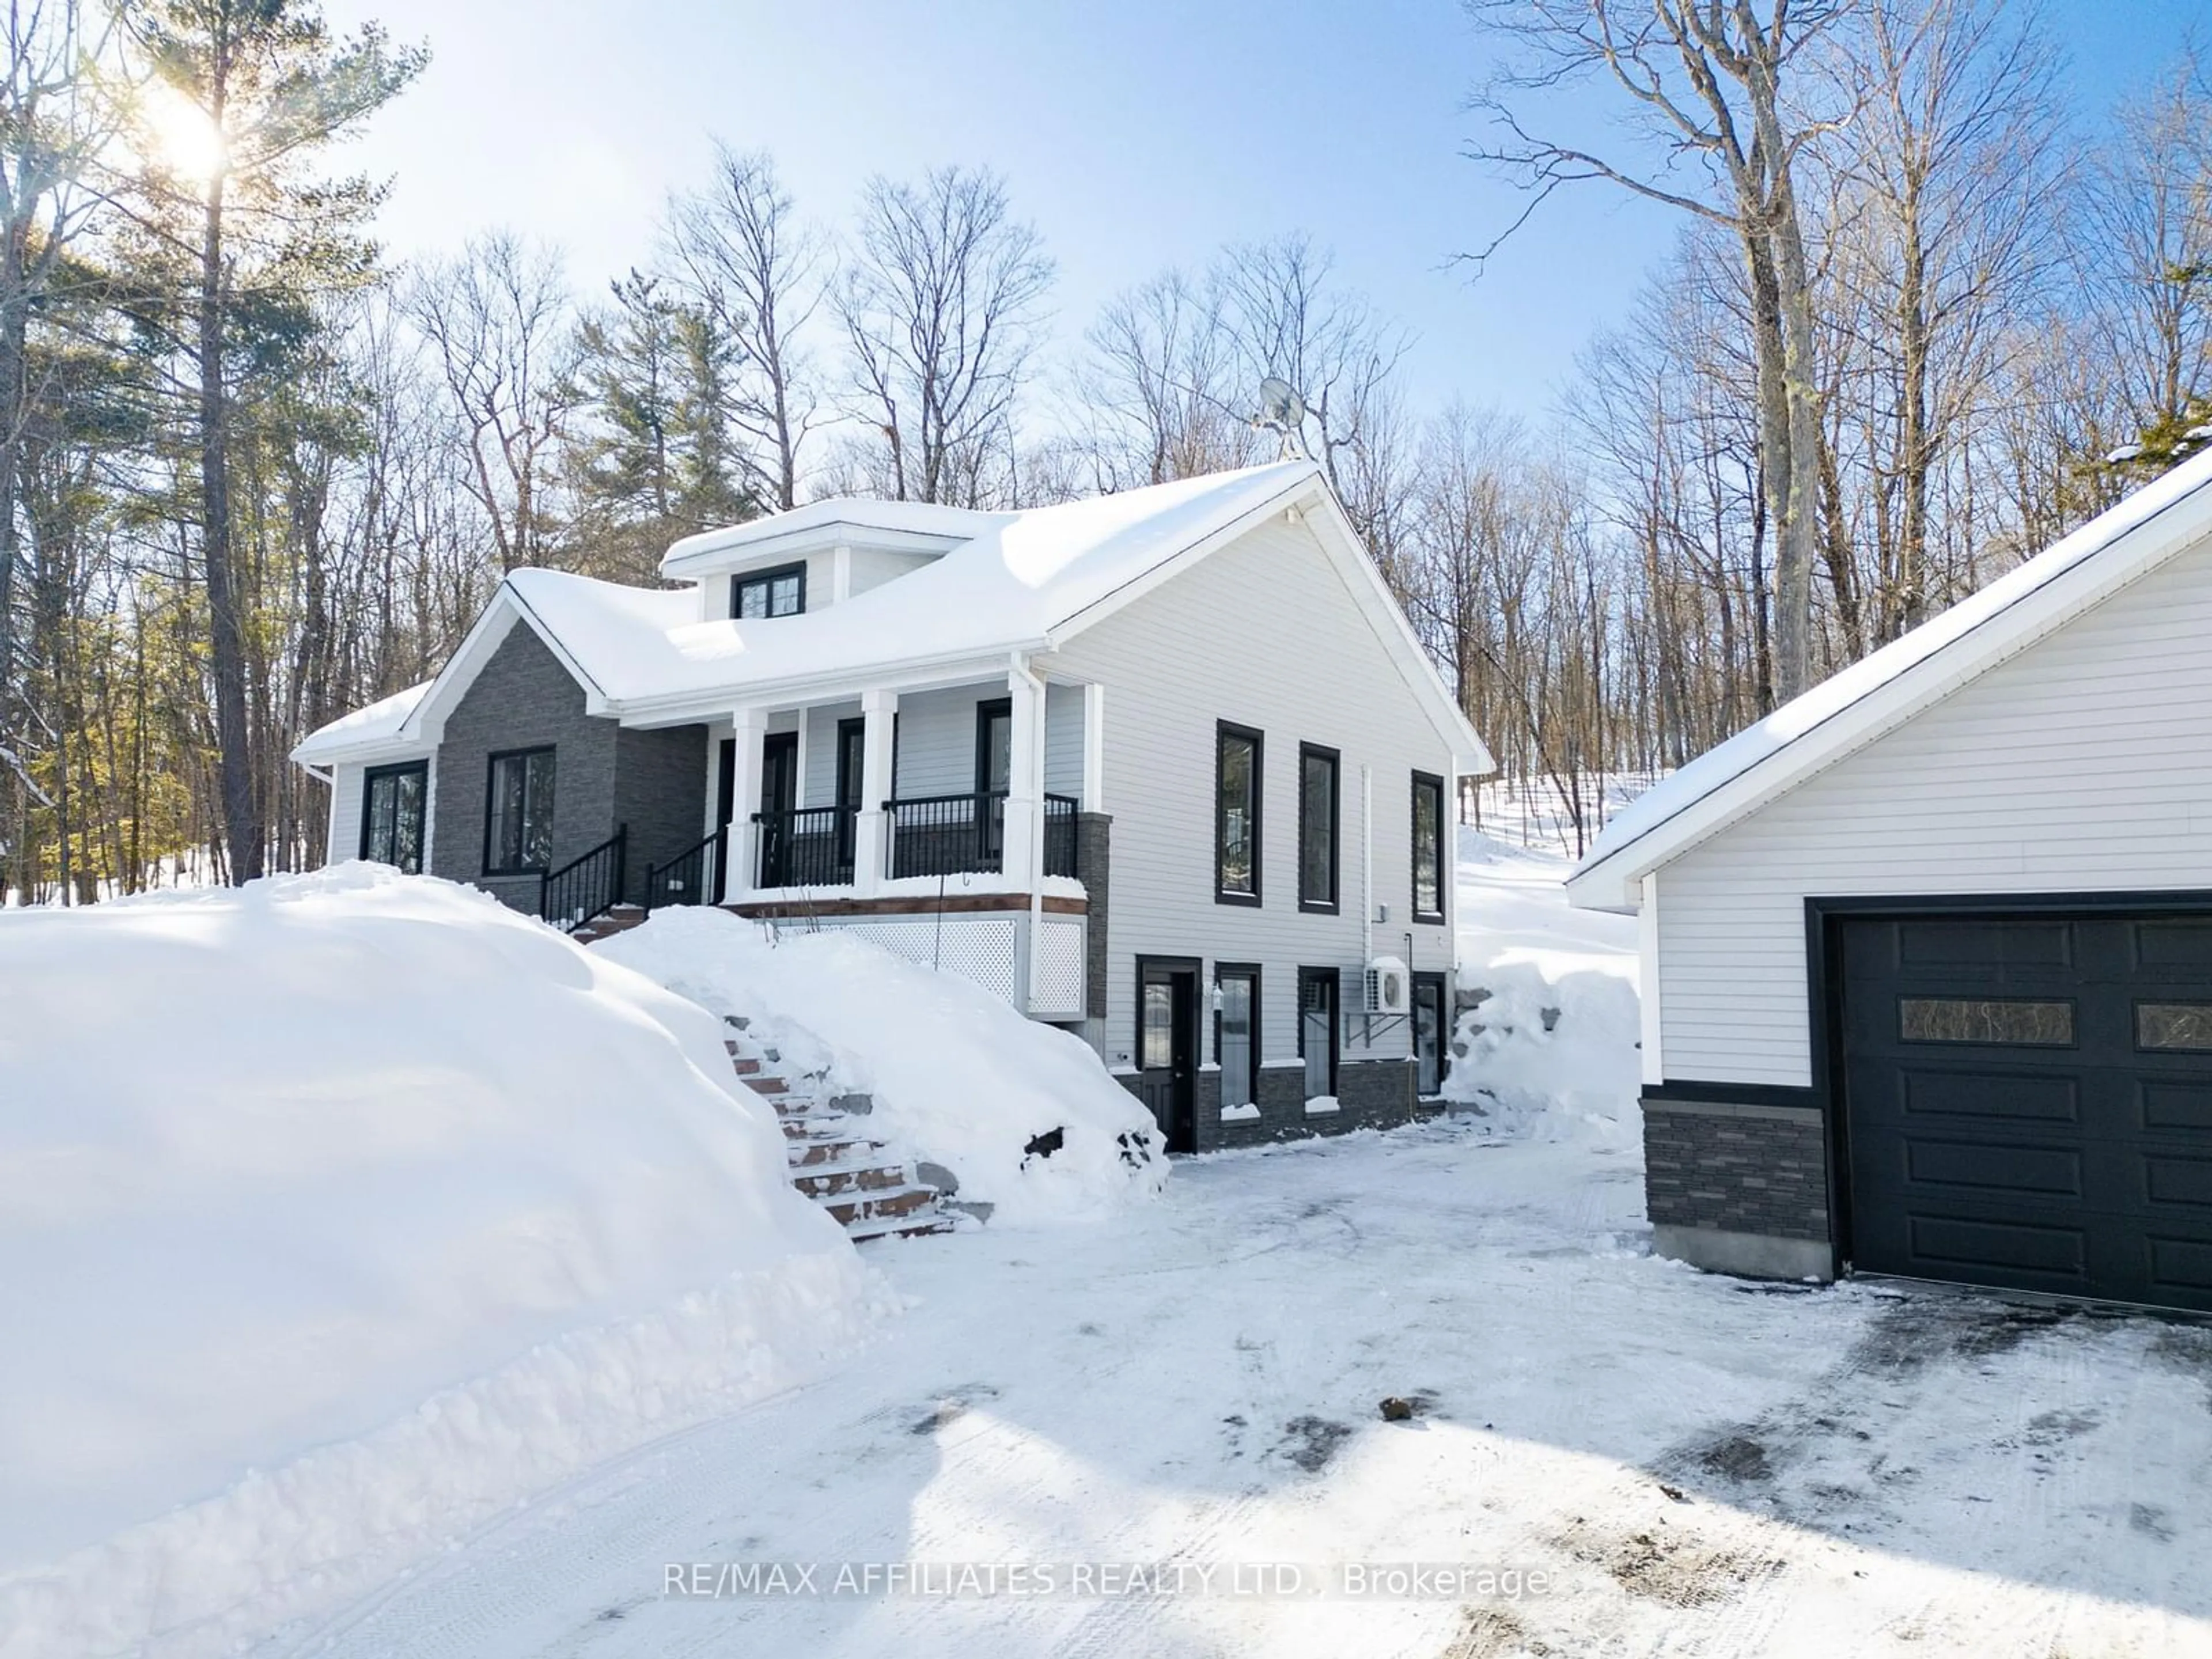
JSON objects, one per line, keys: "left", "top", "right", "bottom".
{"left": 627, "top": 662, "right": 1105, "bottom": 1022}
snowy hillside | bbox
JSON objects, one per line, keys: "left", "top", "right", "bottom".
{"left": 1446, "top": 826, "right": 1642, "bottom": 1146}
{"left": 0, "top": 869, "right": 896, "bottom": 1658}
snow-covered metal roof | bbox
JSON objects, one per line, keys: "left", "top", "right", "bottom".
{"left": 1567, "top": 446, "right": 2212, "bottom": 911}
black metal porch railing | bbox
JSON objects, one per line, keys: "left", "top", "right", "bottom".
{"left": 644, "top": 825, "right": 725, "bottom": 912}
{"left": 755, "top": 805, "right": 856, "bottom": 889}
{"left": 1043, "top": 793, "right": 1078, "bottom": 878}
{"left": 540, "top": 825, "right": 626, "bottom": 933}
{"left": 883, "top": 791, "right": 1082, "bottom": 880}
{"left": 886, "top": 791, "right": 1003, "bottom": 878}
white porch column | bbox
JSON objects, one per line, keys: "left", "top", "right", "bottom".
{"left": 1081, "top": 681, "right": 1105, "bottom": 812}
{"left": 853, "top": 687, "right": 897, "bottom": 896}
{"left": 1003, "top": 659, "right": 1047, "bottom": 889}
{"left": 725, "top": 707, "right": 767, "bottom": 899}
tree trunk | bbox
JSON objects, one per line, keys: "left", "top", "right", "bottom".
{"left": 199, "top": 160, "right": 260, "bottom": 882}
{"left": 1769, "top": 198, "right": 1823, "bottom": 703}
{"left": 1896, "top": 199, "right": 1932, "bottom": 635}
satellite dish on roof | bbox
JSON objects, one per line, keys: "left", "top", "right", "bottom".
{"left": 1252, "top": 376, "right": 1311, "bottom": 460}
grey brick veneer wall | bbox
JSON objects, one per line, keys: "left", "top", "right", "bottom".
{"left": 430, "top": 624, "right": 706, "bottom": 914}
{"left": 1643, "top": 1098, "right": 1834, "bottom": 1273}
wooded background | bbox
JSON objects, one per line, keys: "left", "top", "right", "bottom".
{"left": 4, "top": 0, "right": 2208, "bottom": 899}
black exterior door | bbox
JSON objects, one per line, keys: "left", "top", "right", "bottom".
{"left": 715, "top": 738, "right": 736, "bottom": 901}
{"left": 836, "top": 717, "right": 865, "bottom": 869}
{"left": 1839, "top": 910, "right": 2212, "bottom": 1311}
{"left": 1299, "top": 968, "right": 1340, "bottom": 1102}
{"left": 1412, "top": 972, "right": 1448, "bottom": 1097}
{"left": 757, "top": 733, "right": 798, "bottom": 885}
{"left": 1138, "top": 958, "right": 1199, "bottom": 1153}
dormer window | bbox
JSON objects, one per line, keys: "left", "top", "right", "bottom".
{"left": 733, "top": 562, "right": 806, "bottom": 619}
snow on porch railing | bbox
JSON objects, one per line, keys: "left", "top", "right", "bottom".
{"left": 883, "top": 792, "right": 1079, "bottom": 881}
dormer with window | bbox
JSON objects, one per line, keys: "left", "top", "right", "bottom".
{"left": 661, "top": 499, "right": 1012, "bottom": 623}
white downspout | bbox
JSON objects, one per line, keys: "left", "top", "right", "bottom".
{"left": 1012, "top": 654, "right": 1050, "bottom": 1012}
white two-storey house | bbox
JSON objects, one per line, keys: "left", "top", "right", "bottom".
{"left": 294, "top": 462, "right": 1492, "bottom": 1152}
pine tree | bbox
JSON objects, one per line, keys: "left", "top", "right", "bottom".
{"left": 121, "top": 0, "right": 421, "bottom": 882}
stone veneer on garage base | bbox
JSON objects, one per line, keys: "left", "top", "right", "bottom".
{"left": 1642, "top": 1097, "right": 1836, "bottom": 1282}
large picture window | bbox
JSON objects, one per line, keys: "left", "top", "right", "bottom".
{"left": 484, "top": 747, "right": 556, "bottom": 875}
{"left": 1215, "top": 722, "right": 1262, "bottom": 905}
{"left": 733, "top": 562, "right": 806, "bottom": 619}
{"left": 359, "top": 761, "right": 428, "bottom": 874}
{"left": 1411, "top": 770, "right": 1446, "bottom": 921}
{"left": 1298, "top": 743, "right": 1339, "bottom": 912}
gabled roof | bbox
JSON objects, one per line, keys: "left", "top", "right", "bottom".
{"left": 296, "top": 463, "right": 1493, "bottom": 771}
{"left": 1568, "top": 448, "right": 2212, "bottom": 911}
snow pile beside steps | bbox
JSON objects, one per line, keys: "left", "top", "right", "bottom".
{"left": 0, "top": 867, "right": 894, "bottom": 1659}
{"left": 596, "top": 907, "right": 1167, "bottom": 1227}
{"left": 1447, "top": 830, "right": 1642, "bottom": 1148}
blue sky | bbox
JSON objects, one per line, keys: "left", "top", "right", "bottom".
{"left": 328, "top": 0, "right": 2203, "bottom": 421}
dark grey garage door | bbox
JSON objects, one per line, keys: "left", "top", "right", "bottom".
{"left": 1840, "top": 911, "right": 2212, "bottom": 1311}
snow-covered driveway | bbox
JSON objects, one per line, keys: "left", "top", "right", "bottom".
{"left": 278, "top": 1123, "right": 2212, "bottom": 1659}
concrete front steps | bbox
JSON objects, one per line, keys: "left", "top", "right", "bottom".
{"left": 722, "top": 1017, "right": 957, "bottom": 1243}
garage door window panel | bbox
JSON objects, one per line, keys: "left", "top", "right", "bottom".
{"left": 2137, "top": 1002, "right": 2212, "bottom": 1052}
{"left": 1899, "top": 997, "right": 2075, "bottom": 1047}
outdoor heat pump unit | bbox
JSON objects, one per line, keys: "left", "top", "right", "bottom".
{"left": 1363, "top": 956, "right": 1410, "bottom": 1017}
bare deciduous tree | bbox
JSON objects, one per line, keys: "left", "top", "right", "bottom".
{"left": 1075, "top": 267, "right": 1260, "bottom": 488}
{"left": 836, "top": 165, "right": 1053, "bottom": 505}
{"left": 1834, "top": 0, "right": 2063, "bottom": 637}
{"left": 1465, "top": 0, "right": 1853, "bottom": 701}
{"left": 406, "top": 231, "right": 576, "bottom": 573}
{"left": 666, "top": 145, "right": 825, "bottom": 512}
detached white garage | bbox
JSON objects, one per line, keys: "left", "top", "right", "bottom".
{"left": 1569, "top": 452, "right": 2212, "bottom": 1312}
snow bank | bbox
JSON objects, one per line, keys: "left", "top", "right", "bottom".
{"left": 595, "top": 908, "right": 1166, "bottom": 1227}
{"left": 0, "top": 868, "right": 895, "bottom": 1658}
{"left": 1448, "top": 831, "right": 1642, "bottom": 1148}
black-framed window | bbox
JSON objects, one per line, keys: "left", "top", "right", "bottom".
{"left": 975, "top": 698, "right": 1013, "bottom": 795}
{"left": 1298, "top": 967, "right": 1339, "bottom": 1101}
{"left": 732, "top": 562, "right": 806, "bottom": 620}
{"left": 484, "top": 747, "right": 555, "bottom": 875}
{"left": 360, "top": 760, "right": 428, "bottom": 874}
{"left": 835, "top": 717, "right": 866, "bottom": 809}
{"left": 1412, "top": 770, "right": 1446, "bottom": 921}
{"left": 1215, "top": 964, "right": 1260, "bottom": 1109}
{"left": 1298, "top": 743, "right": 1339, "bottom": 912}
{"left": 1215, "top": 722, "right": 1262, "bottom": 906}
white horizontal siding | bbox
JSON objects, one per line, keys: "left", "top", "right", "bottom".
{"left": 1045, "top": 681, "right": 1084, "bottom": 800}
{"left": 325, "top": 763, "right": 363, "bottom": 865}
{"left": 767, "top": 682, "right": 1080, "bottom": 812}
{"left": 802, "top": 700, "right": 861, "bottom": 805}
{"left": 1050, "top": 516, "right": 1457, "bottom": 1068}
{"left": 1659, "top": 530, "right": 2212, "bottom": 1088}
{"left": 844, "top": 547, "right": 935, "bottom": 597}
{"left": 892, "top": 684, "right": 994, "bottom": 799}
